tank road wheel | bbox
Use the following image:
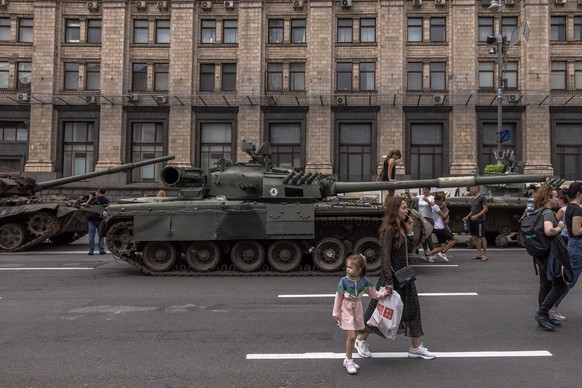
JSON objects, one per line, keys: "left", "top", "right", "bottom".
{"left": 267, "top": 241, "right": 302, "bottom": 273}
{"left": 353, "top": 237, "right": 382, "bottom": 272}
{"left": 185, "top": 242, "right": 221, "bottom": 272}
{"left": 230, "top": 240, "right": 265, "bottom": 272}
{"left": 106, "top": 221, "right": 135, "bottom": 257}
{"left": 142, "top": 241, "right": 177, "bottom": 272}
{"left": 27, "top": 212, "right": 57, "bottom": 236}
{"left": 0, "top": 223, "right": 27, "bottom": 251}
{"left": 495, "top": 234, "right": 510, "bottom": 248}
{"left": 312, "top": 237, "right": 346, "bottom": 272}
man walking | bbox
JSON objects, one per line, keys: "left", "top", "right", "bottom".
{"left": 84, "top": 188, "right": 109, "bottom": 255}
{"left": 463, "top": 185, "right": 489, "bottom": 262}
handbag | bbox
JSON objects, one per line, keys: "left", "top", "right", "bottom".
{"left": 392, "top": 238, "right": 416, "bottom": 288}
{"left": 366, "top": 288, "right": 403, "bottom": 340}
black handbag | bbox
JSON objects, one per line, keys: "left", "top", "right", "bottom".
{"left": 392, "top": 237, "right": 416, "bottom": 288}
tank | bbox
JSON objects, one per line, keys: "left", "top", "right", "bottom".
{"left": 0, "top": 155, "right": 174, "bottom": 252}
{"left": 101, "top": 139, "right": 548, "bottom": 276}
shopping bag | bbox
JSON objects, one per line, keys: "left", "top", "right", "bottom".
{"left": 366, "top": 289, "right": 403, "bottom": 340}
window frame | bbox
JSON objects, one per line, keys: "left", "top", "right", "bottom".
{"left": 430, "top": 17, "right": 446, "bottom": 42}
{"left": 550, "top": 16, "right": 566, "bottom": 42}
{"left": 87, "top": 19, "right": 102, "bottom": 44}
{"left": 199, "top": 63, "right": 215, "bottom": 92}
{"left": 289, "top": 63, "right": 305, "bottom": 91}
{"left": 360, "top": 18, "right": 376, "bottom": 43}
{"left": 221, "top": 63, "right": 237, "bottom": 91}
{"left": 337, "top": 18, "right": 353, "bottom": 43}
{"left": 133, "top": 19, "right": 149, "bottom": 44}
{"left": 430, "top": 62, "right": 446, "bottom": 91}
{"left": 267, "top": 63, "right": 283, "bottom": 91}
{"left": 18, "top": 18, "right": 33, "bottom": 43}
{"left": 359, "top": 62, "right": 375, "bottom": 91}
{"left": 0, "top": 17, "right": 11, "bottom": 42}
{"left": 132, "top": 63, "right": 148, "bottom": 91}
{"left": 65, "top": 19, "right": 80, "bottom": 43}
{"left": 575, "top": 17, "right": 582, "bottom": 41}
{"left": 63, "top": 62, "right": 79, "bottom": 91}
{"left": 478, "top": 17, "right": 494, "bottom": 42}
{"left": 407, "top": 62, "right": 423, "bottom": 91}
{"left": 201, "top": 20, "right": 216, "bottom": 44}
{"left": 85, "top": 62, "right": 100, "bottom": 90}
{"left": 268, "top": 19, "right": 284, "bottom": 44}
{"left": 155, "top": 20, "right": 171, "bottom": 44}
{"left": 478, "top": 61, "right": 495, "bottom": 89}
{"left": 154, "top": 63, "right": 169, "bottom": 91}
{"left": 336, "top": 62, "right": 353, "bottom": 91}
{"left": 223, "top": 19, "right": 238, "bottom": 44}
{"left": 17, "top": 62, "right": 32, "bottom": 90}
{"left": 0, "top": 61, "right": 9, "bottom": 89}
{"left": 130, "top": 122, "right": 165, "bottom": 183}
{"left": 551, "top": 61, "right": 567, "bottom": 90}
{"left": 291, "top": 19, "right": 306, "bottom": 44}
{"left": 407, "top": 17, "right": 423, "bottom": 43}
{"left": 62, "top": 121, "right": 95, "bottom": 177}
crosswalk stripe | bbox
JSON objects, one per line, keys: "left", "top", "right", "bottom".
{"left": 0, "top": 268, "right": 94, "bottom": 271}
{"left": 246, "top": 350, "right": 552, "bottom": 360}
{"left": 278, "top": 292, "right": 478, "bottom": 298}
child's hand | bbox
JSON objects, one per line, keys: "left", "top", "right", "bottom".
{"left": 333, "top": 316, "right": 340, "bottom": 325}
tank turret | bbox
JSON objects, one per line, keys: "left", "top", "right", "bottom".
{"left": 0, "top": 155, "right": 174, "bottom": 252}
{"left": 101, "top": 139, "right": 551, "bottom": 277}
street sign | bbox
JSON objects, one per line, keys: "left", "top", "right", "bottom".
{"left": 499, "top": 129, "right": 512, "bottom": 143}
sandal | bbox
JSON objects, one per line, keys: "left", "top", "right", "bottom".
{"left": 480, "top": 257, "right": 488, "bottom": 262}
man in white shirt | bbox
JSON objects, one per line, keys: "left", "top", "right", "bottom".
{"left": 418, "top": 187, "right": 436, "bottom": 261}
{"left": 429, "top": 193, "right": 459, "bottom": 262}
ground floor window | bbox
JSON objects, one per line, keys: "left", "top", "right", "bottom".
{"left": 268, "top": 123, "right": 301, "bottom": 169}
{"left": 555, "top": 123, "right": 582, "bottom": 180}
{"left": 63, "top": 122, "right": 94, "bottom": 177}
{"left": 338, "top": 123, "right": 372, "bottom": 181}
{"left": 480, "top": 122, "right": 517, "bottom": 170}
{"left": 200, "top": 123, "right": 232, "bottom": 171}
{"left": 131, "top": 122, "right": 164, "bottom": 182}
{"left": 409, "top": 123, "right": 443, "bottom": 180}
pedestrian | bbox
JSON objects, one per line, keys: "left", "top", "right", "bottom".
{"left": 549, "top": 182, "right": 582, "bottom": 322}
{"left": 531, "top": 185, "right": 568, "bottom": 331}
{"left": 463, "top": 185, "right": 489, "bottom": 261}
{"left": 555, "top": 193, "right": 569, "bottom": 245}
{"left": 417, "top": 187, "right": 436, "bottom": 261}
{"left": 332, "top": 254, "right": 390, "bottom": 374}
{"left": 84, "top": 188, "right": 109, "bottom": 255}
{"left": 157, "top": 189, "right": 166, "bottom": 197}
{"left": 520, "top": 184, "right": 538, "bottom": 221}
{"left": 377, "top": 149, "right": 401, "bottom": 205}
{"left": 355, "top": 196, "right": 435, "bottom": 360}
{"left": 427, "top": 193, "right": 459, "bottom": 262}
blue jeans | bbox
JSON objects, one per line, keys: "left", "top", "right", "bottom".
{"left": 554, "top": 237, "right": 582, "bottom": 308}
{"left": 88, "top": 220, "right": 104, "bottom": 254}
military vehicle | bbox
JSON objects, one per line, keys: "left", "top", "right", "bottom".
{"left": 0, "top": 156, "right": 174, "bottom": 252}
{"left": 101, "top": 139, "right": 547, "bottom": 276}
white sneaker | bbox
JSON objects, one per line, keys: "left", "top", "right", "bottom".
{"left": 425, "top": 255, "right": 436, "bottom": 263}
{"left": 549, "top": 308, "right": 567, "bottom": 321}
{"left": 354, "top": 339, "right": 372, "bottom": 358}
{"left": 343, "top": 358, "right": 358, "bottom": 374}
{"left": 437, "top": 252, "right": 449, "bottom": 262}
{"left": 408, "top": 343, "right": 435, "bottom": 360}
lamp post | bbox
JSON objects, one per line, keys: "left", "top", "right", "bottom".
{"left": 489, "top": 0, "right": 504, "bottom": 164}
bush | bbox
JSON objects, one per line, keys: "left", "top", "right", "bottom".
{"left": 484, "top": 164, "right": 505, "bottom": 174}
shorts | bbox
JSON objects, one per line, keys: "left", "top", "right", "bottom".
{"left": 469, "top": 220, "right": 485, "bottom": 238}
{"left": 434, "top": 228, "right": 455, "bottom": 244}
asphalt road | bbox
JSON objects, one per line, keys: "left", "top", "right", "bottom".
{"left": 1, "top": 240, "right": 581, "bottom": 388}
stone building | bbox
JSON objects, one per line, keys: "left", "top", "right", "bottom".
{"left": 0, "top": 0, "right": 581, "bottom": 197}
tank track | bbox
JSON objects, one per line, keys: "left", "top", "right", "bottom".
{"left": 9, "top": 213, "right": 61, "bottom": 252}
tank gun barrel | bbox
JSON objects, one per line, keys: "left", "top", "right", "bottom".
{"left": 36, "top": 155, "right": 175, "bottom": 191}
{"left": 332, "top": 174, "right": 548, "bottom": 194}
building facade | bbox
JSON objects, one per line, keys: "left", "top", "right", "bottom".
{"left": 0, "top": 0, "right": 581, "bottom": 196}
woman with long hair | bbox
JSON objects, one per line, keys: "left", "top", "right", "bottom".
{"left": 354, "top": 196, "right": 435, "bottom": 360}
{"left": 377, "top": 149, "right": 401, "bottom": 206}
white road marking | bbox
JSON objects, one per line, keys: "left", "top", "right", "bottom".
{"left": 412, "top": 264, "right": 459, "bottom": 267}
{"left": 0, "top": 268, "right": 94, "bottom": 271}
{"left": 278, "top": 292, "right": 478, "bottom": 298}
{"left": 247, "top": 350, "right": 552, "bottom": 360}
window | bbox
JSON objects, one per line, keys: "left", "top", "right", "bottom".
{"left": 133, "top": 20, "right": 148, "bottom": 44}
{"left": 430, "top": 62, "right": 446, "bottom": 91}
{"left": 407, "top": 18, "right": 422, "bottom": 42}
{"left": 267, "top": 63, "right": 283, "bottom": 91}
{"left": 360, "top": 18, "right": 375, "bottom": 43}
{"left": 132, "top": 63, "right": 147, "bottom": 90}
{"left": 505, "top": 61, "right": 518, "bottom": 89}
{"left": 200, "top": 123, "right": 232, "bottom": 171}
{"left": 268, "top": 19, "right": 284, "bottom": 43}
{"left": 0, "top": 18, "right": 10, "bottom": 42}
{"left": 0, "top": 62, "right": 8, "bottom": 89}
{"left": 410, "top": 123, "right": 443, "bottom": 180}
{"left": 156, "top": 20, "right": 170, "bottom": 43}
{"left": 337, "top": 62, "right": 352, "bottom": 91}
{"left": 200, "top": 64, "right": 215, "bottom": 91}
{"left": 291, "top": 19, "right": 306, "bottom": 43}
{"left": 86, "top": 63, "right": 100, "bottom": 90}
{"left": 555, "top": 123, "right": 582, "bottom": 180}
{"left": 269, "top": 123, "right": 302, "bottom": 169}
{"left": 479, "top": 62, "right": 494, "bottom": 89}
{"left": 201, "top": 20, "right": 216, "bottom": 44}
{"left": 478, "top": 17, "right": 494, "bottom": 42}
{"left": 480, "top": 122, "right": 516, "bottom": 169}
{"left": 131, "top": 122, "right": 164, "bottom": 182}
{"left": 338, "top": 123, "right": 372, "bottom": 181}
{"left": 576, "top": 17, "right": 582, "bottom": 41}
{"left": 221, "top": 63, "right": 236, "bottom": 91}
{"left": 551, "top": 61, "right": 567, "bottom": 90}
{"left": 430, "top": 17, "right": 445, "bottom": 42}
{"left": 501, "top": 16, "right": 518, "bottom": 39}
{"left": 551, "top": 16, "right": 566, "bottom": 42}
{"left": 407, "top": 62, "right": 423, "bottom": 91}
{"left": 17, "top": 62, "right": 31, "bottom": 90}
{"left": 19, "top": 18, "right": 33, "bottom": 43}
{"left": 0, "top": 122, "right": 27, "bottom": 141}
{"left": 154, "top": 63, "right": 169, "bottom": 91}
{"left": 337, "top": 19, "right": 353, "bottom": 43}
{"left": 290, "top": 63, "right": 305, "bottom": 91}
{"left": 223, "top": 20, "right": 238, "bottom": 44}
{"left": 87, "top": 20, "right": 102, "bottom": 43}
{"left": 359, "top": 62, "right": 375, "bottom": 91}
{"left": 65, "top": 19, "right": 80, "bottom": 43}
{"left": 64, "top": 62, "right": 79, "bottom": 90}
{"left": 576, "top": 62, "right": 582, "bottom": 90}
{"left": 63, "top": 122, "right": 94, "bottom": 177}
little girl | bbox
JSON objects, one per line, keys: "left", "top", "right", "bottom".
{"left": 332, "top": 254, "right": 389, "bottom": 374}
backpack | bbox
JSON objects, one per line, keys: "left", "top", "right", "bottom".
{"left": 521, "top": 208, "right": 553, "bottom": 257}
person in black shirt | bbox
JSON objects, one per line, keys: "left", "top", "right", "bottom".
{"left": 84, "top": 188, "right": 109, "bottom": 255}
{"left": 463, "top": 185, "right": 489, "bottom": 261}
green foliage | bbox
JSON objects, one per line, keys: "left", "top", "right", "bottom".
{"left": 484, "top": 164, "right": 505, "bottom": 174}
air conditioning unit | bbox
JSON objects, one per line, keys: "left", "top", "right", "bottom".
{"left": 435, "top": 0, "right": 445, "bottom": 5}
{"left": 0, "top": 0, "right": 8, "bottom": 7}
{"left": 201, "top": 1, "right": 212, "bottom": 9}
{"left": 128, "top": 93, "right": 139, "bottom": 102}
{"left": 505, "top": 0, "right": 515, "bottom": 5}
{"left": 432, "top": 94, "right": 445, "bottom": 105}
{"left": 87, "top": 1, "right": 98, "bottom": 11}
{"left": 336, "top": 96, "right": 346, "bottom": 105}
{"left": 16, "top": 93, "right": 29, "bottom": 102}
{"left": 508, "top": 94, "right": 520, "bottom": 103}
{"left": 157, "top": 1, "right": 168, "bottom": 10}
{"left": 85, "top": 95, "right": 97, "bottom": 104}
{"left": 293, "top": 0, "right": 304, "bottom": 8}
{"left": 136, "top": 0, "right": 147, "bottom": 9}
{"left": 481, "top": 0, "right": 492, "bottom": 5}
{"left": 224, "top": 1, "right": 234, "bottom": 8}
{"left": 413, "top": 0, "right": 422, "bottom": 6}
{"left": 555, "top": 0, "right": 566, "bottom": 4}
{"left": 155, "top": 95, "right": 168, "bottom": 104}
{"left": 340, "top": 0, "right": 352, "bottom": 7}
